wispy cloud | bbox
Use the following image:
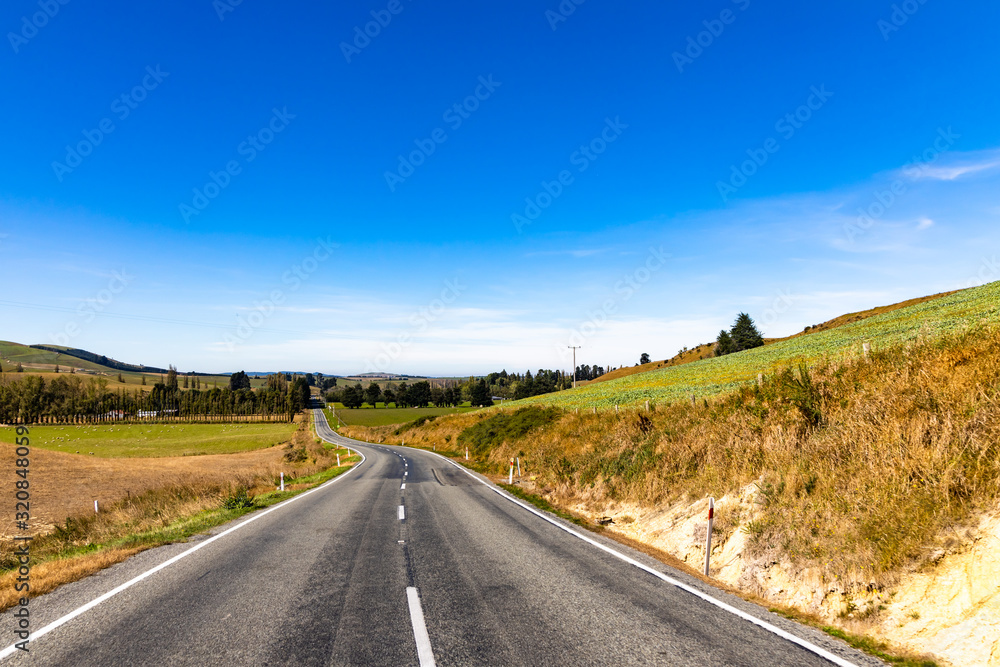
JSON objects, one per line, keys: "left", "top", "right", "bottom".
{"left": 907, "top": 148, "right": 1000, "bottom": 181}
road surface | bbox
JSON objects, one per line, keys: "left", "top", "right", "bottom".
{"left": 2, "top": 409, "right": 882, "bottom": 665}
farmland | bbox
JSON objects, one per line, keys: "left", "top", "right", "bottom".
{"left": 326, "top": 404, "right": 477, "bottom": 427}
{"left": 0, "top": 340, "right": 271, "bottom": 390}
{"left": 515, "top": 281, "right": 1000, "bottom": 409}
{"left": 0, "top": 422, "right": 298, "bottom": 458}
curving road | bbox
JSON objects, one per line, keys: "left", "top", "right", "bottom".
{"left": 2, "top": 409, "right": 882, "bottom": 666}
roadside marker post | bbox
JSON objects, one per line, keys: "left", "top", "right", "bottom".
{"left": 94, "top": 500, "right": 99, "bottom": 514}
{"left": 280, "top": 473, "right": 285, "bottom": 492}
{"left": 508, "top": 458, "right": 514, "bottom": 485}
{"left": 704, "top": 497, "right": 715, "bottom": 577}
{"left": 465, "top": 447, "right": 469, "bottom": 460}
{"left": 516, "top": 457, "right": 521, "bottom": 478}
{"left": 337, "top": 453, "right": 341, "bottom": 467}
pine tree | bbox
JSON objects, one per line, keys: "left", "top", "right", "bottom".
{"left": 715, "top": 330, "right": 734, "bottom": 356}
{"left": 167, "top": 365, "right": 178, "bottom": 391}
{"left": 16, "top": 362, "right": 24, "bottom": 373}
{"left": 730, "top": 313, "right": 764, "bottom": 352}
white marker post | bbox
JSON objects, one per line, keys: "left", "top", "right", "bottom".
{"left": 337, "top": 453, "right": 341, "bottom": 467}
{"left": 94, "top": 500, "right": 99, "bottom": 514}
{"left": 704, "top": 497, "right": 715, "bottom": 577}
{"left": 280, "top": 473, "right": 285, "bottom": 492}
{"left": 508, "top": 458, "right": 514, "bottom": 485}
{"left": 516, "top": 457, "right": 521, "bottom": 478}
{"left": 465, "top": 447, "right": 469, "bottom": 460}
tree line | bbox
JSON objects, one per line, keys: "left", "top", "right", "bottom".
{"left": 0, "top": 369, "right": 311, "bottom": 424}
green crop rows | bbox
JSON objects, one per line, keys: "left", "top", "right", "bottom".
{"left": 515, "top": 281, "right": 1000, "bottom": 410}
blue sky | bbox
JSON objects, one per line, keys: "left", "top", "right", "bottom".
{"left": 2, "top": 0, "right": 999, "bottom": 375}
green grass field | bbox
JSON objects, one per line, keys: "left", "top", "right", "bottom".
{"left": 326, "top": 405, "right": 477, "bottom": 427}
{"left": 0, "top": 422, "right": 298, "bottom": 458}
{"left": 515, "top": 280, "right": 1000, "bottom": 410}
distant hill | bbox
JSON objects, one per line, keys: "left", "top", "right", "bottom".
{"left": 30, "top": 345, "right": 169, "bottom": 374}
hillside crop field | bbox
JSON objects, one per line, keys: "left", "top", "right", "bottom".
{"left": 327, "top": 405, "right": 476, "bottom": 427}
{"left": 0, "top": 422, "right": 298, "bottom": 458}
{"left": 516, "top": 281, "right": 1000, "bottom": 409}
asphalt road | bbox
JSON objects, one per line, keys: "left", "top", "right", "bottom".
{"left": 2, "top": 409, "right": 884, "bottom": 666}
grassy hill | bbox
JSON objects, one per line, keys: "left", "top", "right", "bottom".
{"left": 0, "top": 341, "right": 261, "bottom": 389}
{"left": 518, "top": 282, "right": 999, "bottom": 409}
{"left": 590, "top": 289, "right": 962, "bottom": 387}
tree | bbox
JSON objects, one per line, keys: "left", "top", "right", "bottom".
{"left": 54, "top": 364, "right": 60, "bottom": 373}
{"left": 382, "top": 388, "right": 396, "bottom": 407}
{"left": 167, "top": 365, "right": 178, "bottom": 391}
{"left": 341, "top": 383, "right": 364, "bottom": 409}
{"left": 15, "top": 363, "right": 23, "bottom": 373}
{"left": 469, "top": 379, "right": 493, "bottom": 407}
{"left": 409, "top": 381, "right": 431, "bottom": 408}
{"left": 141, "top": 374, "right": 146, "bottom": 385}
{"left": 229, "top": 371, "right": 251, "bottom": 391}
{"left": 715, "top": 330, "right": 734, "bottom": 357}
{"left": 715, "top": 313, "right": 764, "bottom": 357}
{"left": 730, "top": 313, "right": 764, "bottom": 352}
{"left": 365, "top": 382, "right": 382, "bottom": 408}
{"left": 640, "top": 353, "right": 650, "bottom": 365}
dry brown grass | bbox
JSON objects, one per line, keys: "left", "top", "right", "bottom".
{"left": 353, "top": 321, "right": 1000, "bottom": 594}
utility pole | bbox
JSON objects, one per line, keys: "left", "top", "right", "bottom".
{"left": 568, "top": 346, "right": 581, "bottom": 389}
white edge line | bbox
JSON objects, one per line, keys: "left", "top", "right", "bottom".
{"left": 406, "top": 587, "right": 436, "bottom": 667}
{"left": 0, "top": 411, "right": 365, "bottom": 662}
{"left": 410, "top": 447, "right": 858, "bottom": 667}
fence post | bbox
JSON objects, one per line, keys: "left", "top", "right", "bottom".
{"left": 704, "top": 497, "right": 715, "bottom": 577}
